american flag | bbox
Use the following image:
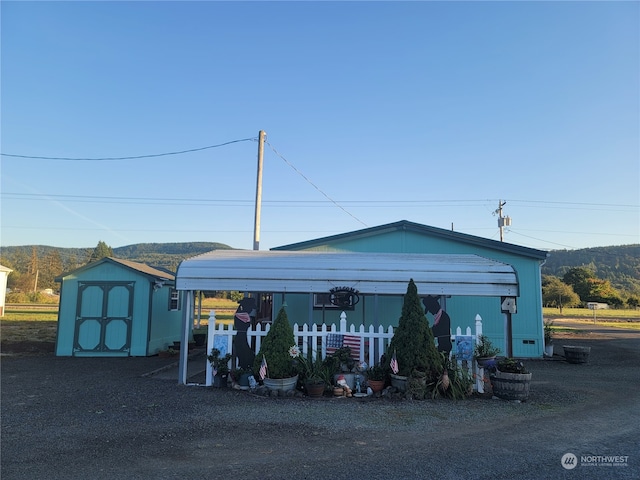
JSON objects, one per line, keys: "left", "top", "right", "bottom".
{"left": 326, "top": 334, "right": 361, "bottom": 360}
{"left": 390, "top": 349, "right": 399, "bottom": 374}
{"left": 259, "top": 355, "right": 268, "bottom": 380}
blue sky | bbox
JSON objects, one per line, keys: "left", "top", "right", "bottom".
{"left": 1, "top": 1, "right": 638, "bottom": 252}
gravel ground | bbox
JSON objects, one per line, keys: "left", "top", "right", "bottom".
{"left": 2, "top": 323, "right": 639, "bottom": 480}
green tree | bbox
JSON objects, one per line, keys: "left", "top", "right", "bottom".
{"left": 40, "top": 250, "right": 64, "bottom": 290}
{"left": 253, "top": 306, "right": 297, "bottom": 379}
{"left": 588, "top": 278, "right": 623, "bottom": 307}
{"left": 387, "top": 279, "right": 441, "bottom": 382}
{"left": 563, "top": 267, "right": 597, "bottom": 302}
{"left": 89, "top": 241, "right": 114, "bottom": 263}
{"left": 542, "top": 275, "right": 580, "bottom": 310}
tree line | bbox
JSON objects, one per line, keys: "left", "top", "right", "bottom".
{"left": 2, "top": 241, "right": 638, "bottom": 308}
{"left": 543, "top": 266, "right": 638, "bottom": 310}
{"left": 0, "top": 241, "right": 230, "bottom": 299}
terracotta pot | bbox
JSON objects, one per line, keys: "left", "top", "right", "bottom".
{"left": 367, "top": 379, "right": 385, "bottom": 393}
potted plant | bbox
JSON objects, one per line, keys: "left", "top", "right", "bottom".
{"left": 325, "top": 346, "right": 357, "bottom": 390}
{"left": 543, "top": 319, "right": 554, "bottom": 357}
{"left": 432, "top": 352, "right": 473, "bottom": 400}
{"left": 491, "top": 357, "right": 532, "bottom": 401}
{"left": 207, "top": 347, "right": 232, "bottom": 388}
{"left": 192, "top": 327, "right": 207, "bottom": 347}
{"left": 231, "top": 366, "right": 252, "bottom": 390}
{"left": 253, "top": 306, "right": 299, "bottom": 391}
{"left": 386, "top": 279, "right": 442, "bottom": 394}
{"left": 365, "top": 364, "right": 386, "bottom": 393}
{"left": 474, "top": 334, "right": 501, "bottom": 367}
{"left": 295, "top": 347, "right": 331, "bottom": 397}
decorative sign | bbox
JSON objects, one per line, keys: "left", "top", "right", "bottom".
{"left": 329, "top": 287, "right": 360, "bottom": 308}
{"left": 501, "top": 297, "right": 517, "bottom": 314}
{"left": 455, "top": 335, "right": 473, "bottom": 362}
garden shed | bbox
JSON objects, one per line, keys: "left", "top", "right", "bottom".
{"left": 55, "top": 257, "right": 183, "bottom": 357}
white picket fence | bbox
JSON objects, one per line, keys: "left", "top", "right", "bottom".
{"left": 205, "top": 310, "right": 487, "bottom": 392}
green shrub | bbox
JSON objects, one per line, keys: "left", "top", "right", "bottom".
{"left": 253, "top": 307, "right": 297, "bottom": 379}
{"left": 387, "top": 279, "right": 442, "bottom": 383}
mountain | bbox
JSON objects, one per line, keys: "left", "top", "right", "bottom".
{"left": 0, "top": 242, "right": 234, "bottom": 273}
{"left": 542, "top": 244, "right": 640, "bottom": 295}
{"left": 2, "top": 242, "right": 639, "bottom": 296}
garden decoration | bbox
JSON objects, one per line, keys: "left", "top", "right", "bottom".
{"left": 233, "top": 297, "right": 257, "bottom": 370}
{"left": 423, "top": 295, "right": 453, "bottom": 354}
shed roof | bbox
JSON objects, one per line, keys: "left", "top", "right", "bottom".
{"left": 176, "top": 250, "right": 519, "bottom": 297}
{"left": 55, "top": 257, "right": 175, "bottom": 282}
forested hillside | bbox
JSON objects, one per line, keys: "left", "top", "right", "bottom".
{"left": 542, "top": 244, "right": 640, "bottom": 295}
{"left": 0, "top": 242, "right": 233, "bottom": 293}
{"left": 2, "top": 242, "right": 638, "bottom": 298}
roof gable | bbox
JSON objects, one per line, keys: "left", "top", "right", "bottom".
{"left": 56, "top": 257, "right": 175, "bottom": 282}
{"left": 273, "top": 220, "right": 548, "bottom": 260}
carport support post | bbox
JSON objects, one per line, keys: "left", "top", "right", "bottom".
{"left": 178, "top": 290, "right": 193, "bottom": 384}
{"left": 504, "top": 312, "right": 513, "bottom": 358}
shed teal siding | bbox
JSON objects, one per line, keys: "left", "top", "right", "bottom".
{"left": 56, "top": 258, "right": 182, "bottom": 357}
{"left": 273, "top": 221, "right": 547, "bottom": 358}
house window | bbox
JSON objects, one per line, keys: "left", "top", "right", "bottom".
{"left": 169, "top": 289, "right": 180, "bottom": 311}
{"left": 313, "top": 293, "right": 355, "bottom": 310}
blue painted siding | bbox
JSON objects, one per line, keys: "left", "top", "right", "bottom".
{"left": 56, "top": 261, "right": 181, "bottom": 357}
{"left": 279, "top": 227, "right": 545, "bottom": 358}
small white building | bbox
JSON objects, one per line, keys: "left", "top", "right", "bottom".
{"left": 0, "top": 264, "right": 13, "bottom": 317}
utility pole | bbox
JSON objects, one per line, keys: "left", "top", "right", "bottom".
{"left": 253, "top": 130, "right": 266, "bottom": 251}
{"left": 495, "top": 199, "right": 511, "bottom": 242}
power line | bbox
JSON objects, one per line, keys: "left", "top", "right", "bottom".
{"left": 3, "top": 192, "right": 637, "bottom": 211}
{"left": 264, "top": 141, "right": 368, "bottom": 227}
{"left": 0, "top": 137, "right": 256, "bottom": 161}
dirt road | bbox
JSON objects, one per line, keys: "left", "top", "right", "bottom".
{"left": 1, "top": 322, "right": 638, "bottom": 480}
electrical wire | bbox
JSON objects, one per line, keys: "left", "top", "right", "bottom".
{"left": 264, "top": 140, "right": 368, "bottom": 227}
{"left": 0, "top": 137, "right": 256, "bottom": 161}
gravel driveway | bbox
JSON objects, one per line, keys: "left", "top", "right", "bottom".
{"left": 2, "top": 321, "right": 638, "bottom": 480}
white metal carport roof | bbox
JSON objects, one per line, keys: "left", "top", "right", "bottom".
{"left": 176, "top": 250, "right": 519, "bottom": 297}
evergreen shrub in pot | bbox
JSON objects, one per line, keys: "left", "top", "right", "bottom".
{"left": 253, "top": 306, "right": 298, "bottom": 380}
{"left": 386, "top": 279, "right": 442, "bottom": 397}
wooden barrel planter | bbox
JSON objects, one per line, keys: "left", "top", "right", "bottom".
{"left": 390, "top": 373, "right": 408, "bottom": 392}
{"left": 563, "top": 345, "right": 591, "bottom": 364}
{"left": 305, "top": 381, "right": 325, "bottom": 398}
{"left": 490, "top": 370, "right": 532, "bottom": 401}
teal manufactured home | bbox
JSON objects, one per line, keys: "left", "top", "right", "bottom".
{"left": 55, "top": 257, "right": 183, "bottom": 357}
{"left": 272, "top": 220, "right": 549, "bottom": 358}
{"left": 175, "top": 220, "right": 548, "bottom": 384}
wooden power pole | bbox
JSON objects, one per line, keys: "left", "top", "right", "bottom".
{"left": 253, "top": 130, "right": 266, "bottom": 251}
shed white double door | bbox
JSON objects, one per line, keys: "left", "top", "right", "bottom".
{"left": 73, "top": 282, "right": 134, "bottom": 356}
